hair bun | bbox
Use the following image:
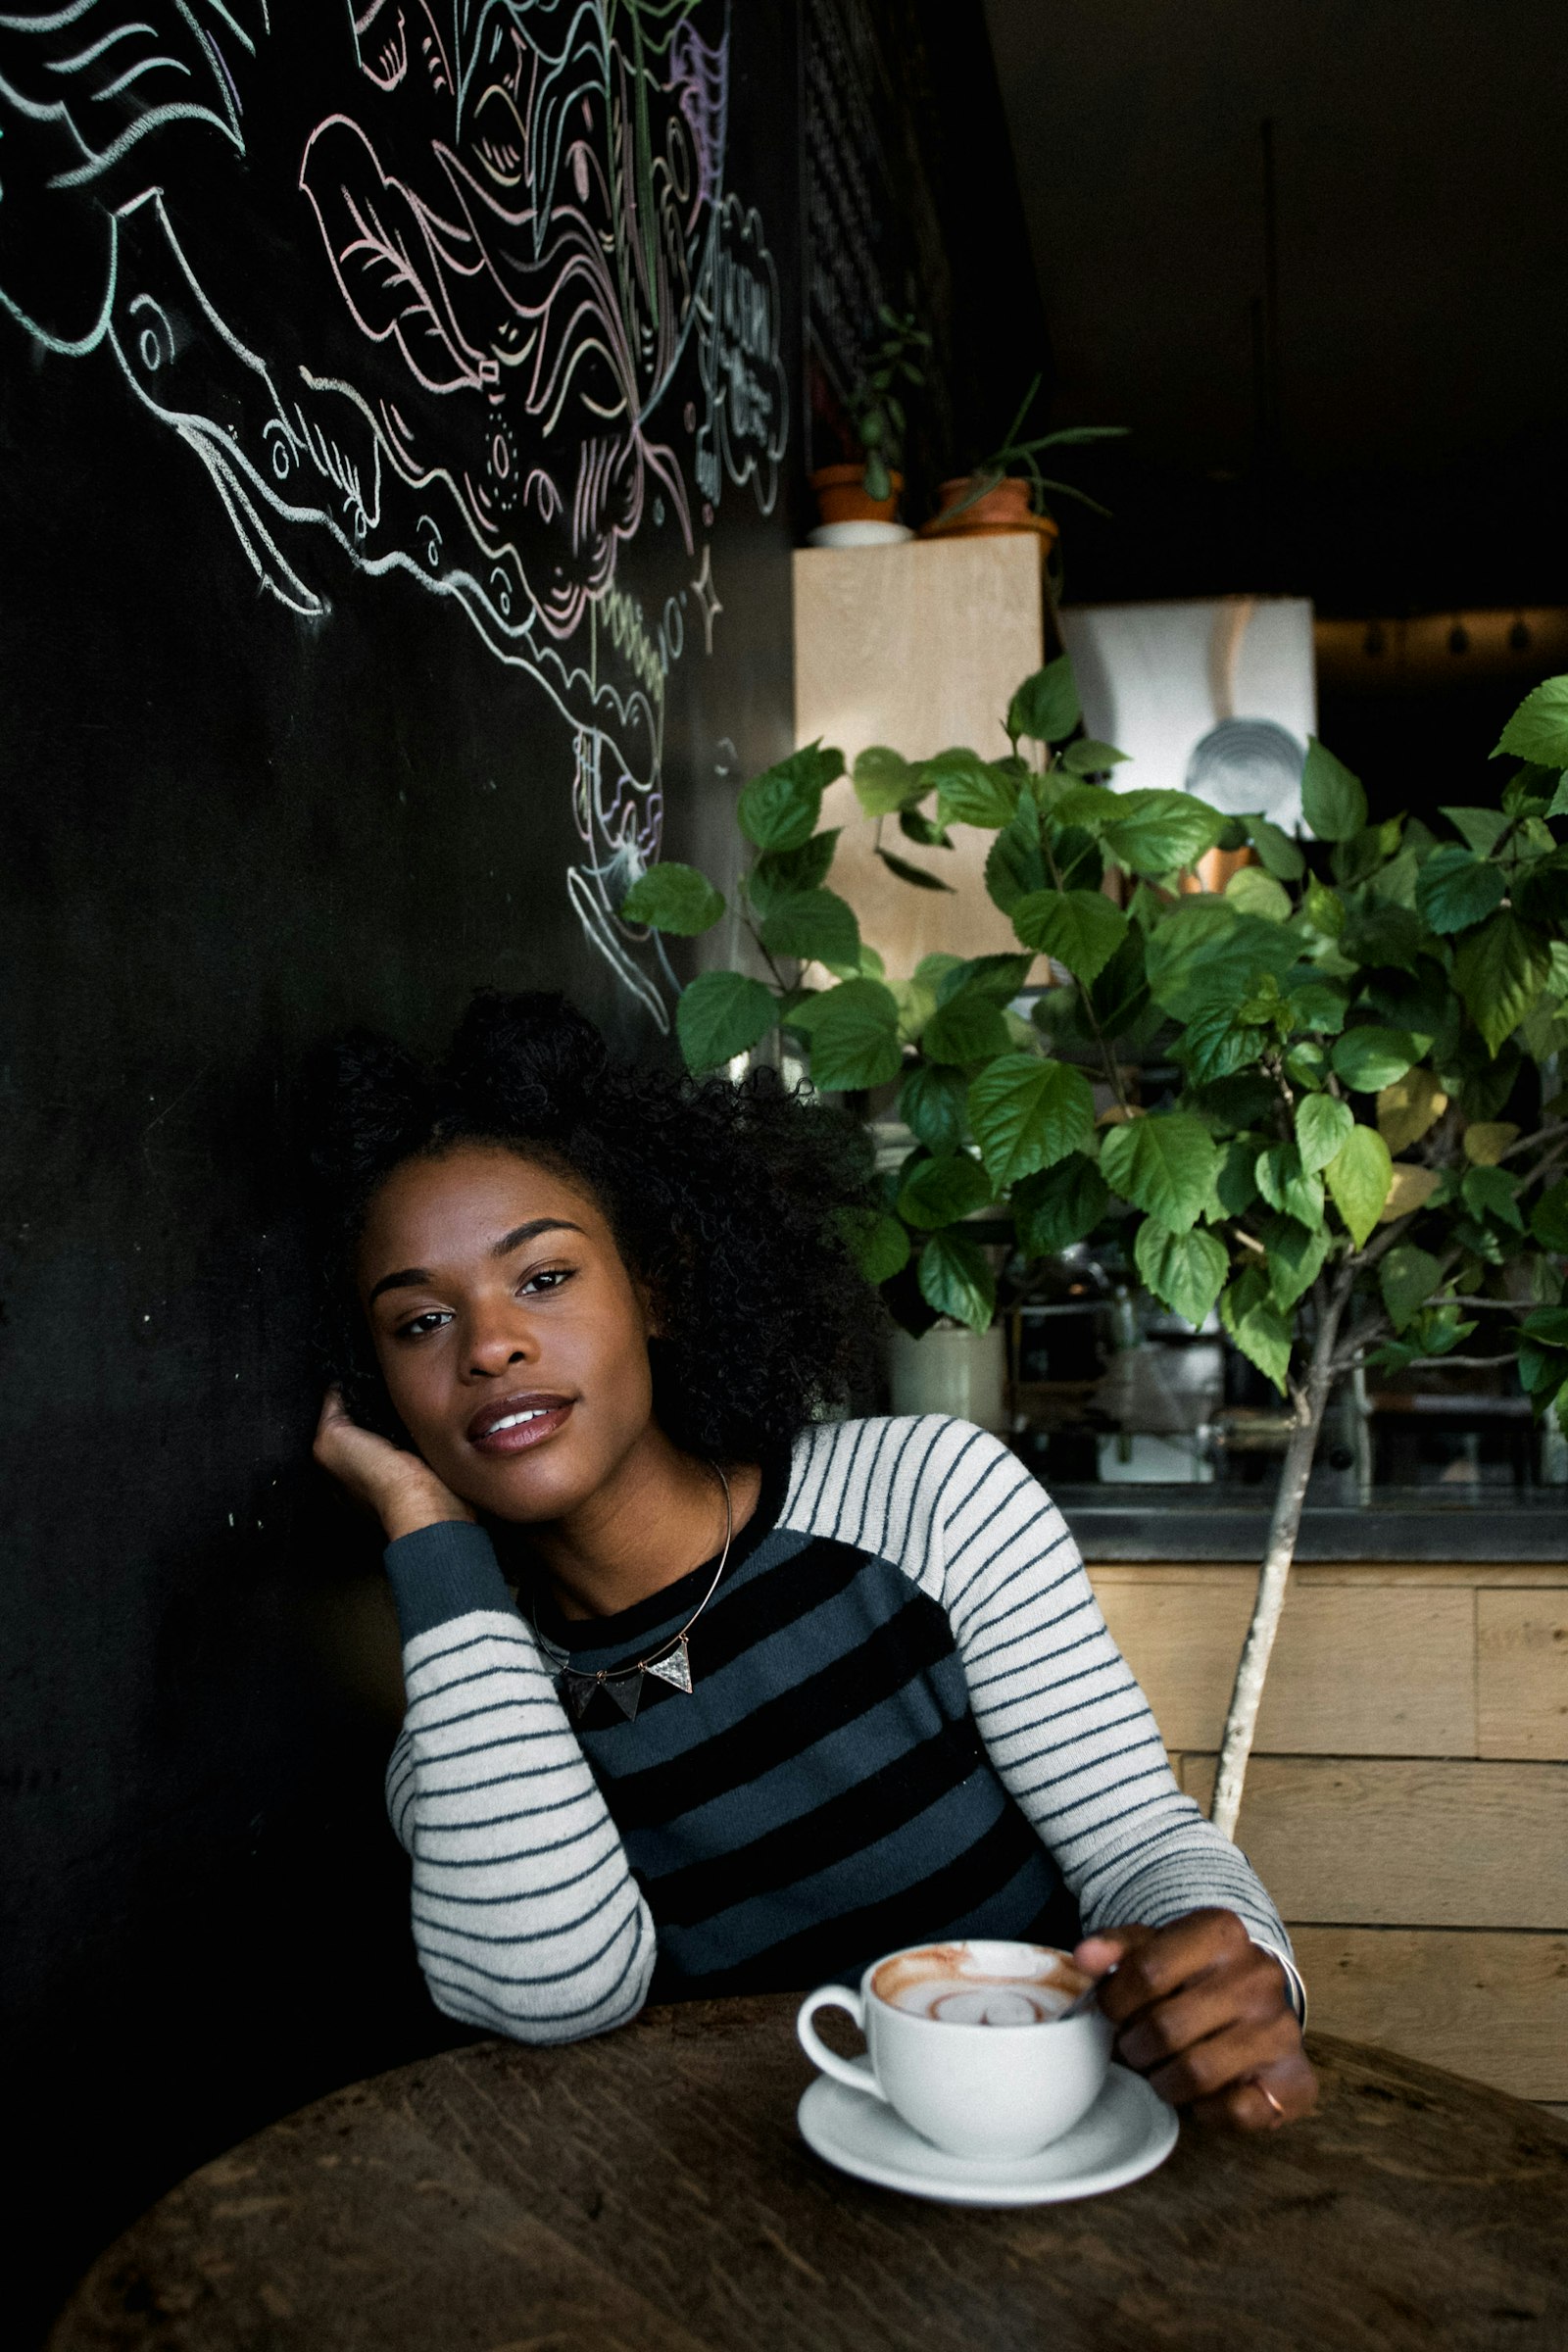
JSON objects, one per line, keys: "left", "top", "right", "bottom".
{"left": 305, "top": 1028, "right": 431, "bottom": 1195}
{"left": 443, "top": 990, "right": 608, "bottom": 1131}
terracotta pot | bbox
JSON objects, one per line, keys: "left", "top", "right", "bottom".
{"left": 919, "top": 475, "right": 1060, "bottom": 543}
{"left": 1183, "top": 845, "right": 1258, "bottom": 896}
{"left": 810, "top": 464, "right": 903, "bottom": 527}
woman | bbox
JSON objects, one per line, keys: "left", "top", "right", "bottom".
{"left": 312, "top": 990, "right": 1315, "bottom": 2131}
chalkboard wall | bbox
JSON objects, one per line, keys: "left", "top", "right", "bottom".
{"left": 0, "top": 2, "right": 1042, "bottom": 2331}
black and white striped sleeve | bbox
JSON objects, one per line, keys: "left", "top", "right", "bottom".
{"left": 933, "top": 1427, "right": 1304, "bottom": 2014}
{"left": 381, "top": 1521, "right": 657, "bottom": 2044}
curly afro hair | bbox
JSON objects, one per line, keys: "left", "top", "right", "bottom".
{"left": 308, "top": 990, "right": 886, "bottom": 1462}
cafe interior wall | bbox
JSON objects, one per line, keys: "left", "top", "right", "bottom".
{"left": 0, "top": 3, "right": 1046, "bottom": 2340}
{"left": 983, "top": 0, "right": 1568, "bottom": 810}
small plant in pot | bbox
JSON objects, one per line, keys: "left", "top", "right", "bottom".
{"left": 623, "top": 664, "right": 1568, "bottom": 1842}
{"left": 920, "top": 374, "right": 1126, "bottom": 546}
{"left": 810, "top": 307, "right": 931, "bottom": 529}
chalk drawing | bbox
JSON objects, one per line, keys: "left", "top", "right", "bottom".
{"left": 0, "top": 1, "right": 788, "bottom": 1023}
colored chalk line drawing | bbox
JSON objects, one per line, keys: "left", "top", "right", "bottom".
{"left": 0, "top": 0, "right": 787, "bottom": 1024}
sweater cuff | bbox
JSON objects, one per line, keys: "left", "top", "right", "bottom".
{"left": 1250, "top": 1935, "right": 1307, "bottom": 2027}
{"left": 384, "top": 1519, "right": 514, "bottom": 1642}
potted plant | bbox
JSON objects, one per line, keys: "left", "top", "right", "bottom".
{"left": 810, "top": 308, "right": 931, "bottom": 532}
{"left": 620, "top": 658, "right": 1148, "bottom": 1426}
{"left": 623, "top": 667, "right": 1568, "bottom": 1834}
{"left": 919, "top": 374, "right": 1127, "bottom": 545}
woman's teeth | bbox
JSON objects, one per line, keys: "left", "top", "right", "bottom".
{"left": 488, "top": 1408, "right": 552, "bottom": 1434}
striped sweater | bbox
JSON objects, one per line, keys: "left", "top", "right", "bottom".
{"left": 384, "top": 1414, "right": 1300, "bottom": 2041}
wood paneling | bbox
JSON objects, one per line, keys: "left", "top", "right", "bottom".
{"left": 1178, "top": 1755, "right": 1568, "bottom": 1930}
{"left": 792, "top": 537, "right": 1043, "bottom": 973}
{"left": 1093, "top": 1560, "right": 1568, "bottom": 2092}
{"left": 1479, "top": 1592, "right": 1568, "bottom": 1760}
{"left": 1090, "top": 1561, "right": 1568, "bottom": 1588}
{"left": 1288, "top": 1927, "right": 1568, "bottom": 2100}
{"left": 1092, "top": 1578, "right": 1476, "bottom": 1755}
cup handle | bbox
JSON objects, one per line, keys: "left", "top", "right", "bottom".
{"left": 796, "top": 1984, "right": 889, "bottom": 2103}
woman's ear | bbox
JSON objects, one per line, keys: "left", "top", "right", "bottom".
{"left": 639, "top": 1281, "right": 665, "bottom": 1341}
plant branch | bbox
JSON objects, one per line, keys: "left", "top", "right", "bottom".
{"left": 742, "top": 914, "right": 793, "bottom": 998}
{"left": 1351, "top": 1211, "right": 1426, "bottom": 1272}
{"left": 1395, "top": 1353, "right": 1520, "bottom": 1372}
{"left": 1499, "top": 1120, "right": 1568, "bottom": 1165}
{"left": 1041, "top": 830, "right": 1131, "bottom": 1114}
{"left": 1210, "top": 1276, "right": 1348, "bottom": 1838}
{"left": 1329, "top": 1319, "right": 1390, "bottom": 1382}
{"left": 1516, "top": 1142, "right": 1568, "bottom": 1198}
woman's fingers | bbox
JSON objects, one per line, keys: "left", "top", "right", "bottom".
{"left": 1188, "top": 2045, "right": 1320, "bottom": 2132}
{"left": 313, "top": 1383, "right": 402, "bottom": 1494}
{"left": 1072, "top": 1924, "right": 1150, "bottom": 1983}
{"left": 1115, "top": 1936, "right": 1287, "bottom": 2072}
{"left": 315, "top": 1384, "right": 351, "bottom": 1442}
{"left": 1078, "top": 1909, "right": 1318, "bottom": 2131}
{"left": 314, "top": 1384, "right": 375, "bottom": 1472}
{"left": 1089, "top": 1906, "right": 1251, "bottom": 2027}
{"left": 313, "top": 1383, "right": 472, "bottom": 1540}
{"left": 1140, "top": 2006, "right": 1305, "bottom": 2111}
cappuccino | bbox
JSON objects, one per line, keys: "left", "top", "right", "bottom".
{"left": 798, "top": 1937, "right": 1113, "bottom": 2161}
{"left": 872, "top": 1941, "right": 1088, "bottom": 2027}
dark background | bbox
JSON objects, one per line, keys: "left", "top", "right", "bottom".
{"left": 985, "top": 0, "right": 1568, "bottom": 809}
{"left": 0, "top": 2, "right": 807, "bottom": 2336}
{"left": 0, "top": 2, "right": 1037, "bottom": 2340}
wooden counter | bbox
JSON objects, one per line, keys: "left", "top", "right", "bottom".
{"left": 1088, "top": 1557, "right": 1568, "bottom": 2116}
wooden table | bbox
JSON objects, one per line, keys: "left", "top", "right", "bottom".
{"left": 50, "top": 1997, "right": 1568, "bottom": 2352}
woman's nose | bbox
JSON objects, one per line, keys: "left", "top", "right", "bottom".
{"left": 466, "top": 1305, "right": 535, "bottom": 1378}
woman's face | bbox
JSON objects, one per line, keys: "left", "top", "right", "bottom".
{"left": 357, "top": 1143, "right": 659, "bottom": 1522}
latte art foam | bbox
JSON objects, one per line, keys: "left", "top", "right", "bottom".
{"left": 871, "top": 1940, "right": 1089, "bottom": 2027}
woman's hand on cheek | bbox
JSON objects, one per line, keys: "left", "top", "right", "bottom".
{"left": 313, "top": 1386, "right": 475, "bottom": 1544}
{"left": 1074, "top": 1908, "right": 1317, "bottom": 2132}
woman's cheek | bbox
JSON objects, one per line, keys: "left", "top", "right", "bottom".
{"left": 380, "top": 1352, "right": 450, "bottom": 1463}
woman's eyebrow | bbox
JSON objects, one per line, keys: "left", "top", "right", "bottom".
{"left": 491, "top": 1217, "right": 584, "bottom": 1257}
{"left": 368, "top": 1219, "right": 584, "bottom": 1306}
{"left": 368, "top": 1265, "right": 433, "bottom": 1305}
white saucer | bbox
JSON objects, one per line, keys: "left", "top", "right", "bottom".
{"left": 797, "top": 2063, "right": 1177, "bottom": 2206}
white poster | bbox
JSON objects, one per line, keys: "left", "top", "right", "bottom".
{"left": 1057, "top": 597, "right": 1317, "bottom": 830}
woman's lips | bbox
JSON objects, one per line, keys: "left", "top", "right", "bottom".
{"left": 467, "top": 1396, "right": 574, "bottom": 1455}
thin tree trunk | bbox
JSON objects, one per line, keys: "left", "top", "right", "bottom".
{"left": 1209, "top": 1280, "right": 1349, "bottom": 1839}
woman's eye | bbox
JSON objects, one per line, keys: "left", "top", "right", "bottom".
{"left": 520, "top": 1265, "right": 575, "bottom": 1296}
{"left": 397, "top": 1309, "right": 452, "bottom": 1339}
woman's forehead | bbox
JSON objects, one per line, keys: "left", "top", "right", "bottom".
{"left": 359, "top": 1144, "right": 604, "bottom": 1272}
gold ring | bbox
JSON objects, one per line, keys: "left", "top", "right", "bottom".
{"left": 1253, "top": 2077, "right": 1286, "bottom": 2120}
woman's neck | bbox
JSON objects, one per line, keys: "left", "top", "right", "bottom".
{"left": 527, "top": 1429, "right": 763, "bottom": 1620}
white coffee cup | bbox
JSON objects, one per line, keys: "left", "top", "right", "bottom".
{"left": 796, "top": 1937, "right": 1113, "bottom": 2161}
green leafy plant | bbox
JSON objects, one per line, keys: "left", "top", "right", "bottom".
{"left": 925, "top": 373, "right": 1128, "bottom": 531}
{"left": 847, "top": 308, "right": 932, "bottom": 504}
{"left": 624, "top": 668, "right": 1568, "bottom": 1833}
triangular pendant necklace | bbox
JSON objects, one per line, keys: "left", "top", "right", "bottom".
{"left": 645, "top": 1635, "right": 693, "bottom": 1693}
{"left": 604, "top": 1675, "right": 643, "bottom": 1722}
{"left": 540, "top": 1470, "right": 730, "bottom": 1723}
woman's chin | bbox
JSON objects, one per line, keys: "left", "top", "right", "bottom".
{"left": 460, "top": 1446, "right": 592, "bottom": 1525}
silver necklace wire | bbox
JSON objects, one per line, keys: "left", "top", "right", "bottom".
{"left": 534, "top": 1463, "right": 733, "bottom": 1724}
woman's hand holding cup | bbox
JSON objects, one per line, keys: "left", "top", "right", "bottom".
{"left": 1074, "top": 1907, "right": 1316, "bottom": 2132}
{"left": 313, "top": 1385, "right": 475, "bottom": 1544}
